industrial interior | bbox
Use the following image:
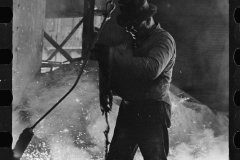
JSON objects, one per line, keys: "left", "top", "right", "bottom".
{"left": 13, "top": 0, "right": 229, "bottom": 159}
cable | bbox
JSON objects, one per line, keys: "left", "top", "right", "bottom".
{"left": 31, "top": 0, "right": 115, "bottom": 130}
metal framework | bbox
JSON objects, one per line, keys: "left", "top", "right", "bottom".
{"left": 46, "top": 18, "right": 84, "bottom": 61}
{"left": 42, "top": 0, "right": 97, "bottom": 71}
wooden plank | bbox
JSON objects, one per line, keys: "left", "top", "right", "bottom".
{"left": 41, "top": 63, "right": 63, "bottom": 68}
{"left": 44, "top": 31, "right": 73, "bottom": 62}
{"left": 47, "top": 18, "right": 84, "bottom": 60}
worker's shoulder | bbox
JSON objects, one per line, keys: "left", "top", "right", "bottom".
{"left": 154, "top": 27, "right": 175, "bottom": 45}
{"left": 150, "top": 25, "right": 176, "bottom": 54}
{"left": 150, "top": 31, "right": 175, "bottom": 52}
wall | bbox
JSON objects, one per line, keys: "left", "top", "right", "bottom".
{"left": 149, "top": 0, "right": 229, "bottom": 111}
{"left": 13, "top": 0, "right": 46, "bottom": 107}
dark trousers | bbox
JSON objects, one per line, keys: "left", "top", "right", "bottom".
{"left": 107, "top": 100, "right": 171, "bottom": 160}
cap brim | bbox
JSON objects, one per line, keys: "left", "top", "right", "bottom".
{"left": 116, "top": 4, "right": 157, "bottom": 27}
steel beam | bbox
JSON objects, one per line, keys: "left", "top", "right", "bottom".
{"left": 82, "top": 0, "right": 95, "bottom": 59}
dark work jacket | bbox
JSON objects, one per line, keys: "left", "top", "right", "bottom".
{"left": 109, "top": 23, "right": 176, "bottom": 107}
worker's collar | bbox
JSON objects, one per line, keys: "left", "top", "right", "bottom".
{"left": 132, "top": 22, "right": 160, "bottom": 48}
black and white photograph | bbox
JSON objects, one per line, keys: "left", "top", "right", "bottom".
{"left": 12, "top": 0, "right": 230, "bottom": 159}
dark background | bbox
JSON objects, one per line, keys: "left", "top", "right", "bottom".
{"left": 99, "top": 0, "right": 229, "bottom": 112}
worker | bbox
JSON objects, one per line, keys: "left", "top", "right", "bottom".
{"left": 91, "top": 0, "right": 176, "bottom": 159}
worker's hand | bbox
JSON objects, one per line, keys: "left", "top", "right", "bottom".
{"left": 100, "top": 91, "right": 113, "bottom": 114}
{"left": 90, "top": 43, "right": 110, "bottom": 62}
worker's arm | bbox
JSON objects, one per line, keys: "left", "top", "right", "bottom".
{"left": 109, "top": 37, "right": 175, "bottom": 81}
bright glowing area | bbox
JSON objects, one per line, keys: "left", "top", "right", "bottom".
{"left": 12, "top": 62, "right": 228, "bottom": 160}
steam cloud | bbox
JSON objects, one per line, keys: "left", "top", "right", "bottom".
{"left": 12, "top": 61, "right": 228, "bottom": 160}
{"left": 12, "top": 62, "right": 119, "bottom": 160}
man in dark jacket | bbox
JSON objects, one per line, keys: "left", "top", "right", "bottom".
{"left": 92, "top": 0, "right": 176, "bottom": 159}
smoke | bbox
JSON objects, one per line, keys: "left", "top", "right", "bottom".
{"left": 168, "top": 129, "right": 228, "bottom": 160}
{"left": 12, "top": 61, "right": 228, "bottom": 160}
{"left": 49, "top": 134, "right": 92, "bottom": 160}
{"left": 13, "top": 61, "right": 110, "bottom": 159}
{"left": 167, "top": 92, "right": 229, "bottom": 160}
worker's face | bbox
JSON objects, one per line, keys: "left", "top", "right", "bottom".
{"left": 125, "top": 20, "right": 149, "bottom": 39}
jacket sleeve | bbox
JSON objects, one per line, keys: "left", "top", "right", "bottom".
{"left": 110, "top": 36, "right": 175, "bottom": 81}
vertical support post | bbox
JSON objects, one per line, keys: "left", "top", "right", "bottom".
{"left": 82, "top": 0, "right": 95, "bottom": 59}
{"left": 12, "top": 0, "right": 46, "bottom": 107}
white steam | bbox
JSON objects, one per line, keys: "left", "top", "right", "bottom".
{"left": 168, "top": 129, "right": 228, "bottom": 160}
{"left": 49, "top": 134, "right": 92, "bottom": 160}
{"left": 12, "top": 62, "right": 228, "bottom": 160}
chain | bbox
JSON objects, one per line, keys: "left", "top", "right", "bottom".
{"left": 103, "top": 112, "right": 111, "bottom": 159}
